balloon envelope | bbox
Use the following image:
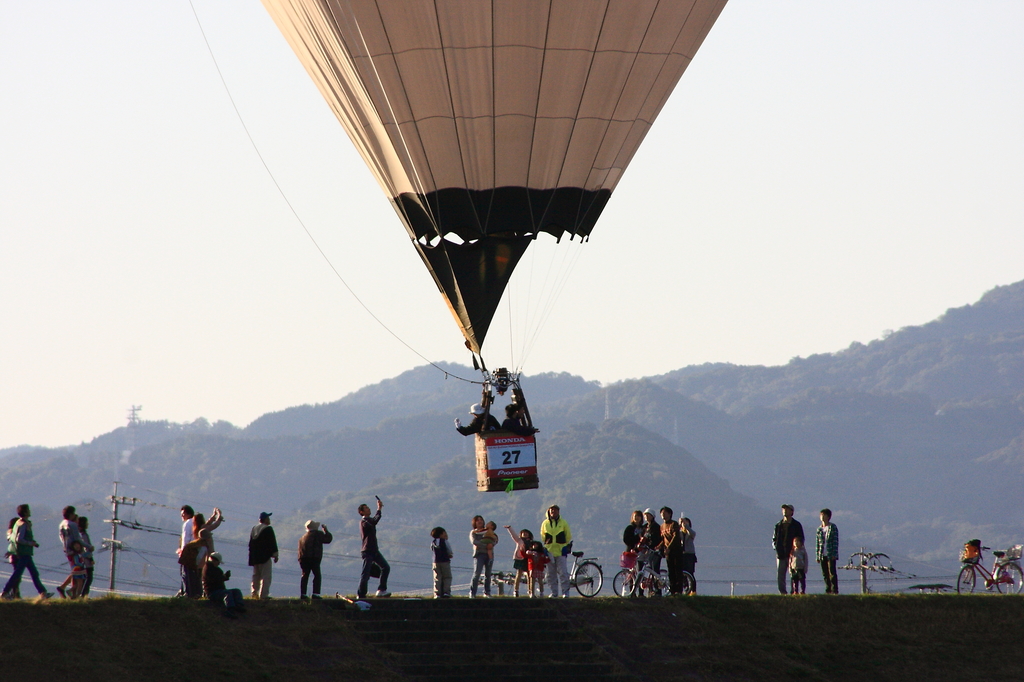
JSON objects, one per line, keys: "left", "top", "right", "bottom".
{"left": 263, "top": 0, "right": 728, "bottom": 353}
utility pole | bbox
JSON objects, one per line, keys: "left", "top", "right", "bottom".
{"left": 109, "top": 481, "right": 121, "bottom": 591}
{"left": 106, "top": 482, "right": 137, "bottom": 592}
{"left": 107, "top": 406, "right": 142, "bottom": 592}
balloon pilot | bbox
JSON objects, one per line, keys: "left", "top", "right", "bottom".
{"left": 454, "top": 368, "right": 537, "bottom": 437}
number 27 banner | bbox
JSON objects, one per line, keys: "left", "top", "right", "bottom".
{"left": 482, "top": 434, "right": 537, "bottom": 479}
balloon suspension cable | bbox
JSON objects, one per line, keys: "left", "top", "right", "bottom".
{"left": 187, "top": 0, "right": 481, "bottom": 387}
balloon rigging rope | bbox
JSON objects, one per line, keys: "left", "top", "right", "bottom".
{"left": 517, "top": 240, "right": 588, "bottom": 371}
{"left": 186, "top": 0, "right": 480, "bottom": 386}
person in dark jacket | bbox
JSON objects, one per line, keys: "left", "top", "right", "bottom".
{"left": 641, "top": 508, "right": 663, "bottom": 576}
{"left": 297, "top": 519, "right": 333, "bottom": 600}
{"left": 247, "top": 512, "right": 279, "bottom": 599}
{"left": 357, "top": 498, "right": 390, "bottom": 598}
{"left": 455, "top": 403, "right": 501, "bottom": 435}
{"left": 622, "top": 510, "right": 644, "bottom": 551}
{"left": 772, "top": 504, "right": 804, "bottom": 595}
{"left": 500, "top": 403, "right": 537, "bottom": 436}
{"left": 203, "top": 552, "right": 245, "bottom": 616}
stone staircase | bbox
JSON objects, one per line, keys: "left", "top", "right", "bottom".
{"left": 331, "top": 598, "right": 634, "bottom": 681}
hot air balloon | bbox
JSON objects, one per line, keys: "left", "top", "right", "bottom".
{"left": 262, "top": 0, "right": 727, "bottom": 357}
{"left": 262, "top": 0, "right": 727, "bottom": 491}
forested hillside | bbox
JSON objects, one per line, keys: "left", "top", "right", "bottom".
{"left": 654, "top": 280, "right": 1024, "bottom": 412}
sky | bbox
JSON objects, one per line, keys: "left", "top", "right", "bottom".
{"left": 2, "top": 1, "right": 1022, "bottom": 450}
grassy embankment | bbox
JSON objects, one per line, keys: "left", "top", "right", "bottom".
{"left": 2, "top": 594, "right": 1023, "bottom": 681}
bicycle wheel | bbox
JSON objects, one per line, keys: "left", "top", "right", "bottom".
{"left": 957, "top": 565, "right": 977, "bottom": 594}
{"left": 642, "top": 570, "right": 667, "bottom": 597}
{"left": 612, "top": 569, "right": 635, "bottom": 598}
{"left": 574, "top": 561, "right": 603, "bottom": 597}
{"left": 995, "top": 563, "right": 1024, "bottom": 594}
{"left": 681, "top": 571, "right": 696, "bottom": 595}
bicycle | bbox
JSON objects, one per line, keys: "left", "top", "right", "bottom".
{"left": 957, "top": 543, "right": 1024, "bottom": 594}
{"left": 613, "top": 548, "right": 695, "bottom": 598}
{"left": 566, "top": 546, "right": 603, "bottom": 597}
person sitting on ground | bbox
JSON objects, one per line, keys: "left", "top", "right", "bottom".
{"left": 202, "top": 552, "right": 245, "bottom": 617}
{"left": 455, "top": 403, "right": 501, "bottom": 436}
{"left": 501, "top": 402, "right": 538, "bottom": 436}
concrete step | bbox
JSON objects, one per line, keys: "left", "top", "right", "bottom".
{"left": 352, "top": 615, "right": 573, "bottom": 633}
{"left": 346, "top": 607, "right": 559, "bottom": 621}
{"left": 333, "top": 599, "right": 635, "bottom": 681}
{"left": 383, "top": 640, "right": 596, "bottom": 655}
{"left": 326, "top": 597, "right": 553, "bottom": 611}
{"left": 361, "top": 628, "right": 591, "bottom": 645}
{"left": 399, "top": 661, "right": 617, "bottom": 677}
{"left": 403, "top": 675, "right": 633, "bottom": 682}
{"left": 390, "top": 650, "right": 600, "bottom": 665}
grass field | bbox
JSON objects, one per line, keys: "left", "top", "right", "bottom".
{"left": 2, "top": 594, "right": 1022, "bottom": 681}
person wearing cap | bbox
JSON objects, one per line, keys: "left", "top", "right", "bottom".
{"left": 641, "top": 508, "right": 663, "bottom": 592}
{"left": 297, "top": 519, "right": 333, "bottom": 600}
{"left": 540, "top": 505, "right": 572, "bottom": 597}
{"left": 772, "top": 504, "right": 804, "bottom": 595}
{"left": 203, "top": 552, "right": 245, "bottom": 616}
{"left": 248, "top": 512, "right": 279, "bottom": 599}
{"left": 454, "top": 403, "right": 501, "bottom": 436}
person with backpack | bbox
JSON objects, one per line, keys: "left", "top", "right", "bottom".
{"left": 1, "top": 504, "right": 53, "bottom": 600}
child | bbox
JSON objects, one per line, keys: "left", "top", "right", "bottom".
{"left": 478, "top": 521, "right": 499, "bottom": 564}
{"left": 504, "top": 526, "right": 534, "bottom": 597}
{"left": 430, "top": 527, "right": 453, "bottom": 598}
{"left": 525, "top": 540, "right": 549, "bottom": 598}
{"left": 5, "top": 518, "right": 21, "bottom": 599}
{"left": 69, "top": 541, "right": 87, "bottom": 599}
{"left": 789, "top": 537, "right": 808, "bottom": 595}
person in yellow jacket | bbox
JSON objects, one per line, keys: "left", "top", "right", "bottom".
{"left": 540, "top": 505, "right": 572, "bottom": 597}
